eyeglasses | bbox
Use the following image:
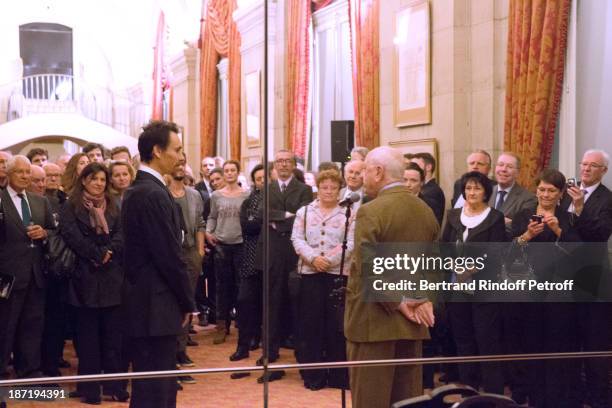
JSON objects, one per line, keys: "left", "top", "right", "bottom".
{"left": 580, "top": 162, "right": 606, "bottom": 169}
{"left": 274, "top": 159, "right": 293, "bottom": 165}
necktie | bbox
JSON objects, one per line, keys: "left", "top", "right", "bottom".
{"left": 17, "top": 193, "right": 32, "bottom": 226}
{"left": 281, "top": 183, "right": 286, "bottom": 193}
{"left": 495, "top": 190, "right": 507, "bottom": 210}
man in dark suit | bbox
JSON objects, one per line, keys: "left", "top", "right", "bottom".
{"left": 0, "top": 155, "right": 53, "bottom": 380}
{"left": 121, "top": 120, "right": 196, "bottom": 408}
{"left": 410, "top": 152, "right": 445, "bottom": 225}
{"left": 561, "top": 149, "right": 612, "bottom": 408}
{"left": 194, "top": 156, "right": 215, "bottom": 204}
{"left": 451, "top": 149, "right": 495, "bottom": 208}
{"left": 488, "top": 152, "right": 536, "bottom": 233}
{"left": 255, "top": 149, "right": 313, "bottom": 381}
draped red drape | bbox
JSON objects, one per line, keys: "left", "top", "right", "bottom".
{"left": 152, "top": 12, "right": 166, "bottom": 120}
{"left": 199, "top": 0, "right": 242, "bottom": 160}
{"left": 285, "top": 0, "right": 312, "bottom": 158}
{"left": 504, "top": 0, "right": 571, "bottom": 187}
{"left": 349, "top": 0, "right": 380, "bottom": 150}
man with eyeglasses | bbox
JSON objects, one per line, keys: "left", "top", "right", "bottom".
{"left": 561, "top": 149, "right": 612, "bottom": 408}
{"left": 488, "top": 152, "right": 536, "bottom": 233}
{"left": 254, "top": 149, "right": 313, "bottom": 382}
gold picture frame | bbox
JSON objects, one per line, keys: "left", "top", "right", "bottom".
{"left": 393, "top": 0, "right": 431, "bottom": 127}
{"left": 389, "top": 138, "right": 439, "bottom": 181}
{"left": 244, "top": 70, "right": 262, "bottom": 148}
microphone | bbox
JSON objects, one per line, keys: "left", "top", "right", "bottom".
{"left": 339, "top": 192, "right": 361, "bottom": 207}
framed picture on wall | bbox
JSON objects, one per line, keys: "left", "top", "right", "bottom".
{"left": 393, "top": 0, "right": 431, "bottom": 127}
{"left": 389, "top": 138, "right": 439, "bottom": 181}
{"left": 244, "top": 70, "right": 262, "bottom": 148}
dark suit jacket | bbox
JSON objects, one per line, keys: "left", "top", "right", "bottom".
{"left": 420, "top": 179, "right": 445, "bottom": 225}
{"left": 194, "top": 181, "right": 211, "bottom": 203}
{"left": 488, "top": 183, "right": 536, "bottom": 233}
{"left": 0, "top": 188, "right": 54, "bottom": 290}
{"left": 344, "top": 185, "right": 440, "bottom": 343}
{"left": 121, "top": 171, "right": 196, "bottom": 337}
{"left": 60, "top": 201, "right": 123, "bottom": 308}
{"left": 560, "top": 183, "right": 612, "bottom": 299}
{"left": 254, "top": 178, "right": 313, "bottom": 270}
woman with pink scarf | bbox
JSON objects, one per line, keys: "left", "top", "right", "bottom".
{"left": 59, "top": 162, "right": 127, "bottom": 404}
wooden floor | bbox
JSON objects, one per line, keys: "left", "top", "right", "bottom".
{"left": 10, "top": 324, "right": 353, "bottom": 408}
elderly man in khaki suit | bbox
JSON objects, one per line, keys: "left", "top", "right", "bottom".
{"left": 344, "top": 146, "right": 440, "bottom": 408}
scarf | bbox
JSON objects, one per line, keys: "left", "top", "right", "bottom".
{"left": 82, "top": 190, "right": 109, "bottom": 235}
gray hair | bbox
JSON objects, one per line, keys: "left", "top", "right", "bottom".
{"left": 365, "top": 146, "right": 405, "bottom": 181}
{"left": 6, "top": 155, "right": 31, "bottom": 173}
{"left": 583, "top": 149, "right": 610, "bottom": 167}
{"left": 351, "top": 146, "right": 370, "bottom": 158}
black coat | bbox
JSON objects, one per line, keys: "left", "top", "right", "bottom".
{"left": 60, "top": 201, "right": 123, "bottom": 308}
{"left": 121, "top": 171, "right": 196, "bottom": 337}
{"left": 420, "top": 178, "right": 445, "bottom": 225}
{"left": 441, "top": 207, "right": 508, "bottom": 282}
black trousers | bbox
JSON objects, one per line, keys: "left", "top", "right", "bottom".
{"left": 214, "top": 243, "right": 242, "bottom": 321}
{"left": 447, "top": 301, "right": 504, "bottom": 394}
{"left": 296, "top": 273, "right": 348, "bottom": 388}
{"left": 40, "top": 277, "right": 67, "bottom": 375}
{"left": 267, "top": 231, "right": 298, "bottom": 357}
{"left": 177, "top": 247, "right": 201, "bottom": 353}
{"left": 129, "top": 336, "right": 177, "bottom": 408}
{"left": 236, "top": 273, "right": 262, "bottom": 349}
{"left": 0, "top": 279, "right": 45, "bottom": 378}
{"left": 198, "top": 248, "right": 216, "bottom": 324}
{"left": 577, "top": 302, "right": 611, "bottom": 408}
{"left": 74, "top": 306, "right": 122, "bottom": 399}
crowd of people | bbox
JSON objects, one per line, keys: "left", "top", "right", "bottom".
{"left": 0, "top": 119, "right": 610, "bottom": 408}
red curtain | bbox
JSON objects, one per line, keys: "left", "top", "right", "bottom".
{"left": 348, "top": 0, "right": 380, "bottom": 150}
{"left": 152, "top": 12, "right": 167, "bottom": 120}
{"left": 504, "top": 0, "right": 571, "bottom": 187}
{"left": 285, "top": 0, "right": 312, "bottom": 158}
{"left": 199, "top": 0, "right": 242, "bottom": 160}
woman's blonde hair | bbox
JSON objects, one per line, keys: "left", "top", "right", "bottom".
{"left": 108, "top": 160, "right": 136, "bottom": 194}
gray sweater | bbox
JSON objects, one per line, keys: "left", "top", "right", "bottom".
{"left": 206, "top": 190, "right": 249, "bottom": 244}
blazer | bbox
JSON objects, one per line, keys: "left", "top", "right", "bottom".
{"left": 441, "top": 207, "right": 508, "bottom": 282}
{"left": 488, "top": 183, "right": 536, "bottom": 230}
{"left": 60, "top": 201, "right": 123, "bottom": 308}
{"left": 194, "top": 181, "right": 211, "bottom": 204}
{"left": 344, "top": 185, "right": 440, "bottom": 343}
{"left": 0, "top": 188, "right": 54, "bottom": 290}
{"left": 421, "top": 179, "right": 446, "bottom": 226}
{"left": 121, "top": 171, "right": 196, "bottom": 337}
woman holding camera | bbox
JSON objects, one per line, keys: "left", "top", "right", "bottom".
{"left": 291, "top": 170, "right": 355, "bottom": 390}
{"left": 441, "top": 171, "right": 507, "bottom": 394}
{"left": 60, "top": 162, "right": 127, "bottom": 404}
{"left": 508, "top": 169, "right": 581, "bottom": 407}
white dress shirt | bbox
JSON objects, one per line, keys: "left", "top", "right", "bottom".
{"left": 140, "top": 165, "right": 166, "bottom": 186}
{"left": 6, "top": 185, "right": 31, "bottom": 221}
{"left": 277, "top": 176, "right": 293, "bottom": 192}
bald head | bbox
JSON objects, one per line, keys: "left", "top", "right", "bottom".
{"left": 363, "top": 146, "right": 405, "bottom": 197}
{"left": 28, "top": 165, "right": 46, "bottom": 195}
{"left": 43, "top": 163, "right": 62, "bottom": 190}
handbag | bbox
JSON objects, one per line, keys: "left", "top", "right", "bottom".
{"left": 501, "top": 241, "right": 537, "bottom": 282}
{"left": 45, "top": 230, "right": 76, "bottom": 279}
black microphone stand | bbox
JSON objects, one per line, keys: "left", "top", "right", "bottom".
{"left": 334, "top": 200, "right": 353, "bottom": 408}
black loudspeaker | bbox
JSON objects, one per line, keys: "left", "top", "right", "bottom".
{"left": 330, "top": 120, "right": 354, "bottom": 163}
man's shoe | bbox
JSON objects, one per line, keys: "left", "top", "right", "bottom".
{"left": 230, "top": 372, "right": 251, "bottom": 379}
{"left": 186, "top": 338, "right": 199, "bottom": 347}
{"left": 257, "top": 371, "right": 285, "bottom": 383}
{"left": 177, "top": 352, "right": 195, "bottom": 368}
{"left": 229, "top": 348, "right": 249, "bottom": 362}
{"left": 178, "top": 375, "right": 196, "bottom": 384}
{"left": 255, "top": 355, "right": 278, "bottom": 366}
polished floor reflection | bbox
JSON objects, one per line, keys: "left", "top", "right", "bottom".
{"left": 15, "top": 323, "right": 351, "bottom": 407}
